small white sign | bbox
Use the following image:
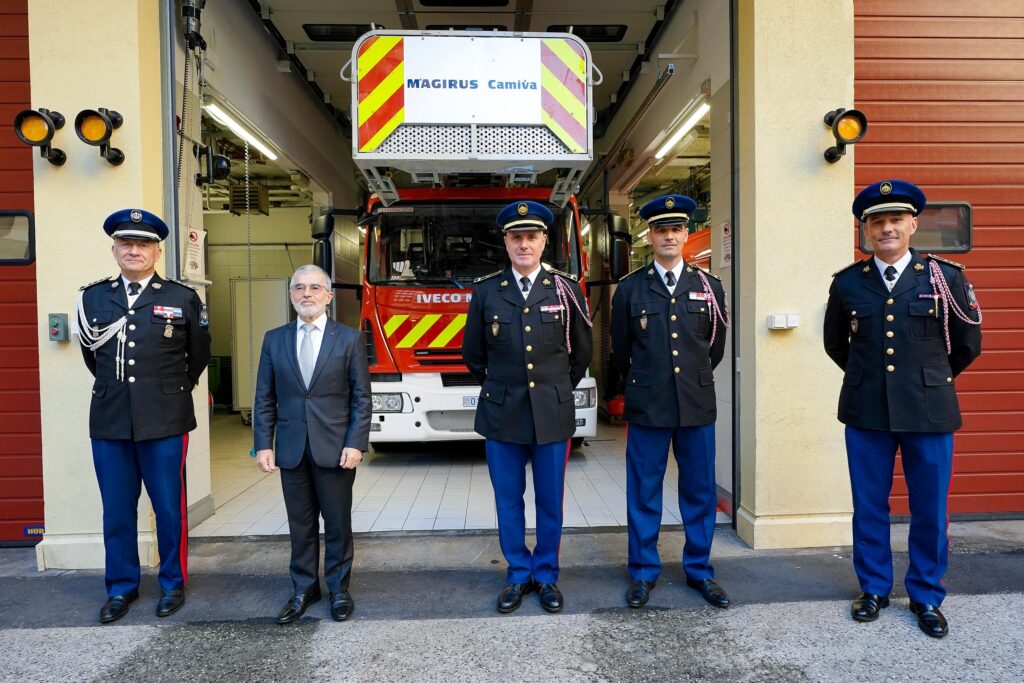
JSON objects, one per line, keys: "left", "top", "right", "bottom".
{"left": 183, "top": 228, "right": 207, "bottom": 280}
{"left": 718, "top": 221, "right": 732, "bottom": 269}
{"left": 402, "top": 37, "right": 542, "bottom": 125}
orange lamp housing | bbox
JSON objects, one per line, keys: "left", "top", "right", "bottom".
{"left": 13, "top": 108, "right": 66, "bottom": 166}
{"left": 74, "top": 108, "right": 124, "bottom": 165}
{"left": 823, "top": 108, "right": 868, "bottom": 163}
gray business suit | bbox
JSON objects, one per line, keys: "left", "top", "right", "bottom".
{"left": 253, "top": 317, "right": 371, "bottom": 595}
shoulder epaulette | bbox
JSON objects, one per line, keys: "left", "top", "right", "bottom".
{"left": 80, "top": 275, "right": 116, "bottom": 291}
{"left": 691, "top": 264, "right": 721, "bottom": 281}
{"left": 832, "top": 260, "right": 866, "bottom": 278}
{"left": 472, "top": 270, "right": 503, "bottom": 284}
{"left": 549, "top": 268, "right": 578, "bottom": 282}
{"left": 618, "top": 264, "right": 648, "bottom": 283}
{"left": 927, "top": 254, "right": 966, "bottom": 270}
{"left": 165, "top": 277, "right": 199, "bottom": 291}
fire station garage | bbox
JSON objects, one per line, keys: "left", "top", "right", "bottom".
{"left": 5, "top": 0, "right": 1021, "bottom": 572}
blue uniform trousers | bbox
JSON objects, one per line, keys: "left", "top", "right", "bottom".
{"left": 845, "top": 426, "right": 953, "bottom": 606}
{"left": 91, "top": 434, "right": 189, "bottom": 596}
{"left": 627, "top": 423, "right": 717, "bottom": 583}
{"left": 485, "top": 439, "right": 570, "bottom": 584}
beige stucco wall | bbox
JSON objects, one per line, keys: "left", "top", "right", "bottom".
{"left": 734, "top": 0, "right": 855, "bottom": 548}
{"left": 31, "top": 0, "right": 178, "bottom": 569}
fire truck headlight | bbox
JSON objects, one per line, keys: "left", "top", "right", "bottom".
{"left": 13, "top": 108, "right": 66, "bottom": 166}
{"left": 372, "top": 393, "right": 404, "bottom": 413}
{"left": 574, "top": 387, "right": 597, "bottom": 408}
{"left": 823, "top": 108, "right": 868, "bottom": 163}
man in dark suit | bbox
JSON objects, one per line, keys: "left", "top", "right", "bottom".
{"left": 824, "top": 179, "right": 982, "bottom": 638}
{"left": 610, "top": 194, "right": 731, "bottom": 610}
{"left": 76, "top": 208, "right": 211, "bottom": 623}
{"left": 253, "top": 264, "right": 371, "bottom": 624}
{"left": 462, "top": 200, "right": 593, "bottom": 614}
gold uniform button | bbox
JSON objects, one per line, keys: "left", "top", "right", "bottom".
{"left": 493, "top": 315, "right": 499, "bottom": 320}
{"left": 886, "top": 299, "right": 894, "bottom": 305}
{"left": 128, "top": 310, "right": 135, "bottom": 316}
{"left": 128, "top": 341, "right": 136, "bottom": 347}
{"left": 128, "top": 376, "right": 136, "bottom": 383}
{"left": 671, "top": 298, "right": 676, "bottom": 305}
{"left": 670, "top": 314, "right": 677, "bottom": 321}
{"left": 674, "top": 367, "right": 680, "bottom": 374}
{"left": 672, "top": 350, "right": 679, "bottom": 356}
{"left": 928, "top": 309, "right": 934, "bottom": 315}
{"left": 946, "top": 377, "right": 952, "bottom": 383}
{"left": 886, "top": 348, "right": 894, "bottom": 356}
{"left": 128, "top": 359, "right": 136, "bottom": 366}
{"left": 671, "top": 332, "right": 678, "bottom": 339}
{"left": 886, "top": 331, "right": 894, "bottom": 338}
{"left": 527, "top": 363, "right": 534, "bottom": 370}
{"left": 529, "top": 381, "right": 536, "bottom": 388}
{"left": 526, "top": 345, "right": 533, "bottom": 352}
{"left": 700, "top": 307, "right": 705, "bottom": 312}
{"left": 524, "top": 325, "right": 532, "bottom": 333}
{"left": 886, "top": 365, "right": 895, "bottom": 373}
{"left": 128, "top": 324, "right": 136, "bottom": 331}
{"left": 851, "top": 311, "right": 857, "bottom": 316}
{"left": 886, "top": 314, "right": 894, "bottom": 322}
{"left": 523, "top": 307, "right": 530, "bottom": 314}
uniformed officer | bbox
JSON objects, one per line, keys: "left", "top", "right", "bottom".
{"left": 611, "top": 194, "right": 731, "bottom": 609}
{"left": 824, "top": 180, "right": 982, "bottom": 638}
{"left": 462, "top": 200, "right": 593, "bottom": 614}
{"left": 76, "top": 209, "right": 211, "bottom": 624}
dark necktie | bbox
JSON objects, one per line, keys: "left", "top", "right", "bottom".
{"left": 128, "top": 282, "right": 141, "bottom": 296}
{"left": 665, "top": 271, "right": 676, "bottom": 288}
{"left": 520, "top": 276, "right": 530, "bottom": 293}
{"left": 884, "top": 266, "right": 897, "bottom": 283}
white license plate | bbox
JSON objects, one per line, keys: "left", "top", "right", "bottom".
{"left": 463, "top": 395, "right": 478, "bottom": 408}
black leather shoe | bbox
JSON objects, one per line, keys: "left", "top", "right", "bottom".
{"left": 686, "top": 578, "right": 731, "bottom": 608}
{"left": 497, "top": 582, "right": 533, "bottom": 614}
{"left": 850, "top": 592, "right": 889, "bottom": 622}
{"left": 99, "top": 590, "right": 139, "bottom": 624}
{"left": 330, "top": 591, "right": 355, "bottom": 622}
{"left": 626, "top": 580, "right": 655, "bottom": 608}
{"left": 537, "top": 583, "right": 564, "bottom": 613}
{"left": 156, "top": 589, "right": 185, "bottom": 617}
{"left": 909, "top": 602, "right": 949, "bottom": 638}
{"left": 276, "top": 590, "right": 322, "bottom": 625}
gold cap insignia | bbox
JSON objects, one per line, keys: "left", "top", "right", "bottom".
{"left": 665, "top": 197, "right": 675, "bottom": 209}
{"left": 914, "top": 263, "right": 924, "bottom": 271}
{"left": 880, "top": 182, "right": 892, "bottom": 195}
{"left": 517, "top": 203, "right": 529, "bottom": 216}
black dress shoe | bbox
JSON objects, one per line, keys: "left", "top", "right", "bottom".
{"left": 156, "top": 589, "right": 185, "bottom": 617}
{"left": 626, "top": 580, "right": 655, "bottom": 608}
{"left": 537, "top": 583, "right": 564, "bottom": 613}
{"left": 497, "top": 582, "right": 533, "bottom": 614}
{"left": 330, "top": 591, "right": 355, "bottom": 622}
{"left": 276, "top": 591, "right": 322, "bottom": 625}
{"left": 686, "top": 578, "right": 731, "bottom": 608}
{"left": 909, "top": 602, "right": 949, "bottom": 638}
{"left": 99, "top": 590, "right": 139, "bottom": 624}
{"left": 850, "top": 592, "right": 889, "bottom": 622}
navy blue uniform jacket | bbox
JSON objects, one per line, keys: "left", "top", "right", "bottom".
{"left": 80, "top": 274, "right": 211, "bottom": 441}
{"left": 823, "top": 249, "right": 982, "bottom": 432}
{"left": 611, "top": 262, "right": 727, "bottom": 428}
{"left": 253, "top": 318, "right": 372, "bottom": 468}
{"left": 462, "top": 266, "right": 593, "bottom": 445}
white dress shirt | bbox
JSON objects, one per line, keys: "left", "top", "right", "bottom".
{"left": 512, "top": 265, "right": 543, "bottom": 299}
{"left": 874, "top": 251, "right": 912, "bottom": 291}
{"left": 123, "top": 273, "right": 155, "bottom": 309}
{"left": 653, "top": 260, "right": 684, "bottom": 294}
{"left": 296, "top": 313, "right": 328, "bottom": 365}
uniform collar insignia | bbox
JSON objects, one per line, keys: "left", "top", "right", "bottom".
{"left": 686, "top": 266, "right": 693, "bottom": 273}
{"left": 499, "top": 280, "right": 508, "bottom": 288}
{"left": 914, "top": 263, "right": 924, "bottom": 271}
{"left": 542, "top": 278, "right": 551, "bottom": 286}
{"left": 110, "top": 280, "right": 120, "bottom": 289}
{"left": 152, "top": 282, "right": 162, "bottom": 289}
{"left": 647, "top": 268, "right": 654, "bottom": 275}
{"left": 862, "top": 265, "right": 871, "bottom": 273}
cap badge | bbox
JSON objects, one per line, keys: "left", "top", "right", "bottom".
{"left": 879, "top": 182, "right": 892, "bottom": 195}
{"left": 130, "top": 210, "right": 143, "bottom": 223}
{"left": 517, "top": 203, "right": 529, "bottom": 216}
{"left": 665, "top": 197, "right": 675, "bottom": 209}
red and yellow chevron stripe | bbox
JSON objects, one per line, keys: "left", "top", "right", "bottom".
{"left": 540, "top": 38, "right": 588, "bottom": 154}
{"left": 357, "top": 36, "right": 405, "bottom": 152}
{"left": 383, "top": 313, "right": 468, "bottom": 349}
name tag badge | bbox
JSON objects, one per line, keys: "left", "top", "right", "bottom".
{"left": 153, "top": 305, "right": 183, "bottom": 319}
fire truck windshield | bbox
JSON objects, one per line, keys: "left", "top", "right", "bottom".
{"left": 366, "top": 201, "right": 578, "bottom": 286}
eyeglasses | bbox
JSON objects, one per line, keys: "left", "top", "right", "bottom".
{"left": 290, "top": 283, "right": 327, "bottom": 293}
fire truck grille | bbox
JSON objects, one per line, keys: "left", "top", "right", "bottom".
{"left": 441, "top": 373, "right": 480, "bottom": 387}
{"left": 425, "top": 410, "right": 477, "bottom": 433}
{"left": 375, "top": 125, "right": 569, "bottom": 156}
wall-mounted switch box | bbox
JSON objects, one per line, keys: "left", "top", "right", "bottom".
{"left": 48, "top": 313, "right": 69, "bottom": 341}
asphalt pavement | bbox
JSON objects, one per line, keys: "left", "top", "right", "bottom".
{"left": 0, "top": 521, "right": 1021, "bottom": 682}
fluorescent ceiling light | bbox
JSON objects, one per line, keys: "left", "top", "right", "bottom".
{"left": 203, "top": 103, "right": 278, "bottom": 160}
{"left": 636, "top": 228, "right": 650, "bottom": 241}
{"left": 654, "top": 101, "right": 710, "bottom": 160}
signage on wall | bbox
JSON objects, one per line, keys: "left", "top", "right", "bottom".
{"left": 718, "top": 221, "right": 732, "bottom": 269}
{"left": 183, "top": 228, "right": 207, "bottom": 281}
